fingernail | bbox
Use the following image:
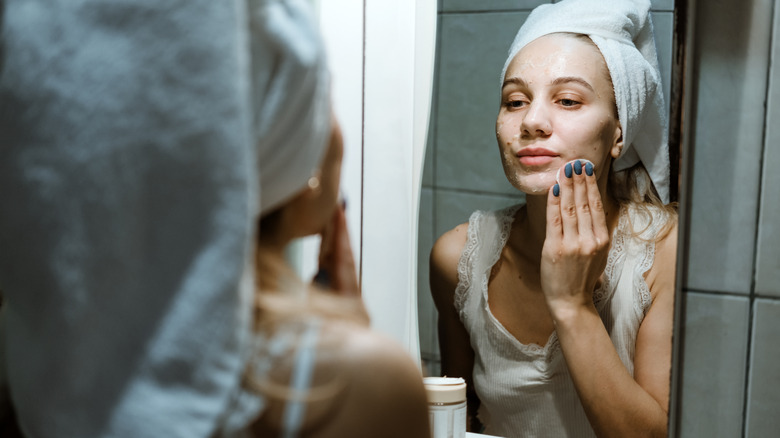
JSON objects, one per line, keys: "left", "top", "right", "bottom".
{"left": 339, "top": 190, "right": 347, "bottom": 210}
{"left": 314, "top": 268, "right": 330, "bottom": 288}
{"left": 553, "top": 183, "right": 560, "bottom": 197}
{"left": 585, "top": 161, "right": 594, "bottom": 176}
{"left": 573, "top": 160, "right": 582, "bottom": 175}
{"left": 564, "top": 163, "right": 573, "bottom": 178}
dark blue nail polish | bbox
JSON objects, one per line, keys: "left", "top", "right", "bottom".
{"left": 553, "top": 183, "right": 560, "bottom": 197}
{"left": 585, "top": 162, "right": 594, "bottom": 176}
{"left": 573, "top": 160, "right": 582, "bottom": 175}
{"left": 564, "top": 163, "right": 573, "bottom": 178}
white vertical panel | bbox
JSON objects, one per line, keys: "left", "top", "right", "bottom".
{"left": 362, "top": 0, "right": 437, "bottom": 358}
{"left": 298, "top": 2, "right": 364, "bottom": 281}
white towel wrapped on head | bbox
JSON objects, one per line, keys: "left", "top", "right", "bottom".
{"left": 0, "top": 0, "right": 331, "bottom": 436}
{"left": 252, "top": 0, "right": 332, "bottom": 216}
{"left": 501, "top": 0, "right": 670, "bottom": 203}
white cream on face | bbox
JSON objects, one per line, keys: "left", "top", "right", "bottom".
{"left": 495, "top": 34, "right": 619, "bottom": 195}
{"left": 513, "top": 51, "right": 570, "bottom": 79}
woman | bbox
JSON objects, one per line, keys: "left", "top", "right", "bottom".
{"left": 248, "top": 119, "right": 430, "bottom": 438}
{"left": 430, "top": 1, "right": 677, "bottom": 437}
{"left": 229, "top": 1, "right": 430, "bottom": 437}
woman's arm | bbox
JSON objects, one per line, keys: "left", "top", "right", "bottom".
{"left": 542, "top": 164, "right": 675, "bottom": 438}
{"left": 429, "top": 225, "right": 481, "bottom": 431}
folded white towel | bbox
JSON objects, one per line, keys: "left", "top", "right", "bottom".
{"left": 502, "top": 0, "right": 669, "bottom": 203}
{"left": 0, "top": 1, "right": 291, "bottom": 436}
{"left": 252, "top": 0, "right": 332, "bottom": 216}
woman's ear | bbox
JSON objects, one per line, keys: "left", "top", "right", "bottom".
{"left": 300, "top": 173, "right": 322, "bottom": 200}
{"left": 610, "top": 123, "right": 624, "bottom": 159}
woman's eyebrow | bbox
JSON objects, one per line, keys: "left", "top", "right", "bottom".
{"left": 502, "top": 77, "right": 527, "bottom": 90}
{"left": 550, "top": 76, "right": 595, "bottom": 92}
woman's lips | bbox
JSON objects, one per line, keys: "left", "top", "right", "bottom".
{"left": 519, "top": 155, "right": 555, "bottom": 166}
{"left": 517, "top": 147, "right": 558, "bottom": 166}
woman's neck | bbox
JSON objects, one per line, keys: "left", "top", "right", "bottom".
{"left": 256, "top": 230, "right": 295, "bottom": 292}
{"left": 511, "top": 187, "right": 621, "bottom": 260}
{"left": 258, "top": 234, "right": 288, "bottom": 261}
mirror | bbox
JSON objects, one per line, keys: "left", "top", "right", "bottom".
{"left": 417, "top": 0, "right": 685, "bottom": 434}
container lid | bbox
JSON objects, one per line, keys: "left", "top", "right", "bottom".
{"left": 423, "top": 377, "right": 466, "bottom": 403}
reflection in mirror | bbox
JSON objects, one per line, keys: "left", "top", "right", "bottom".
{"left": 417, "top": 0, "right": 683, "bottom": 436}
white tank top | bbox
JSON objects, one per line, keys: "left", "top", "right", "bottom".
{"left": 454, "top": 204, "right": 662, "bottom": 438}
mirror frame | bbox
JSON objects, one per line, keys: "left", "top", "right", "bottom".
{"left": 668, "top": 0, "right": 696, "bottom": 435}
{"left": 415, "top": 0, "right": 694, "bottom": 435}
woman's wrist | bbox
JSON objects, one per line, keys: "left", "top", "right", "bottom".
{"left": 547, "top": 298, "right": 598, "bottom": 327}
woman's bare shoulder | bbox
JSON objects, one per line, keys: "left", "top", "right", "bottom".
{"left": 252, "top": 322, "right": 429, "bottom": 438}
{"left": 645, "top": 217, "right": 678, "bottom": 299}
{"left": 429, "top": 222, "right": 469, "bottom": 295}
{"left": 309, "top": 323, "right": 430, "bottom": 438}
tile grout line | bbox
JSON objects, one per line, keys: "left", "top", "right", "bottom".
{"left": 741, "top": 0, "right": 778, "bottom": 435}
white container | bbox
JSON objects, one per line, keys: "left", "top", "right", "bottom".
{"left": 423, "top": 377, "right": 467, "bottom": 438}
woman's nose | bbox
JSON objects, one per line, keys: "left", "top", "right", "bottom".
{"left": 521, "top": 101, "right": 552, "bottom": 137}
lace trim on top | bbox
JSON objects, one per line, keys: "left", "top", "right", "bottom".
{"left": 456, "top": 204, "right": 559, "bottom": 358}
{"left": 593, "top": 209, "right": 623, "bottom": 310}
{"left": 580, "top": 205, "right": 656, "bottom": 314}
{"left": 454, "top": 204, "right": 520, "bottom": 316}
{"left": 627, "top": 205, "right": 659, "bottom": 314}
{"left": 455, "top": 204, "right": 660, "bottom": 359}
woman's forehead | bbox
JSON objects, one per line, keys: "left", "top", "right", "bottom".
{"left": 506, "top": 34, "right": 608, "bottom": 84}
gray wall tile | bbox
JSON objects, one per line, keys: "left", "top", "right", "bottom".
{"left": 442, "top": 0, "right": 673, "bottom": 13}
{"left": 423, "top": 108, "right": 435, "bottom": 188}
{"left": 423, "top": 358, "right": 442, "bottom": 378}
{"left": 679, "top": 292, "right": 750, "bottom": 437}
{"left": 435, "top": 12, "right": 528, "bottom": 196}
{"left": 434, "top": 189, "right": 521, "bottom": 239}
{"left": 683, "top": 0, "right": 772, "bottom": 294}
{"left": 417, "top": 188, "right": 438, "bottom": 357}
{"left": 441, "top": 0, "right": 548, "bottom": 13}
{"left": 554, "top": 0, "right": 674, "bottom": 10}
{"left": 650, "top": 0, "right": 674, "bottom": 11}
{"left": 755, "top": 0, "right": 780, "bottom": 298}
{"left": 746, "top": 298, "right": 780, "bottom": 436}
{"left": 652, "top": 12, "right": 674, "bottom": 111}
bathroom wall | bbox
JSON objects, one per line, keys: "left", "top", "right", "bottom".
{"left": 417, "top": 0, "right": 675, "bottom": 377}
{"left": 318, "top": 1, "right": 436, "bottom": 351}
{"left": 673, "top": 0, "right": 780, "bottom": 436}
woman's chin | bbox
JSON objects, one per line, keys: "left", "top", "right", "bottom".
{"left": 510, "top": 175, "right": 556, "bottom": 196}
{"left": 520, "top": 186, "right": 553, "bottom": 196}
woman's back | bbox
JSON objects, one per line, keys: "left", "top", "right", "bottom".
{"left": 250, "top": 317, "right": 430, "bottom": 438}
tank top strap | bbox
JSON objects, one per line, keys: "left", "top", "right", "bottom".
{"left": 594, "top": 205, "right": 657, "bottom": 314}
{"left": 279, "top": 318, "right": 322, "bottom": 438}
{"left": 624, "top": 204, "right": 667, "bottom": 314}
{"left": 454, "top": 204, "right": 521, "bottom": 317}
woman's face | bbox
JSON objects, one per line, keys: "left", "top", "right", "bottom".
{"left": 496, "top": 33, "right": 623, "bottom": 195}
{"left": 297, "top": 118, "right": 344, "bottom": 236}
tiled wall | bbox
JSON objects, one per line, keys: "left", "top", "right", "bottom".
{"left": 417, "top": 0, "right": 676, "bottom": 377}
{"left": 674, "top": 0, "right": 780, "bottom": 436}
{"left": 417, "top": 0, "right": 780, "bottom": 435}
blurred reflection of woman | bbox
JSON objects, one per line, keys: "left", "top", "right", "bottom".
{"left": 430, "top": 1, "right": 678, "bottom": 437}
{"left": 225, "top": 1, "right": 430, "bottom": 437}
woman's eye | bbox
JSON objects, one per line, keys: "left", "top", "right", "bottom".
{"left": 559, "top": 98, "right": 580, "bottom": 107}
{"left": 506, "top": 100, "right": 527, "bottom": 109}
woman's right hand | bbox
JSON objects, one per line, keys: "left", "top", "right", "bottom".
{"left": 540, "top": 160, "right": 610, "bottom": 317}
{"left": 315, "top": 202, "right": 360, "bottom": 297}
